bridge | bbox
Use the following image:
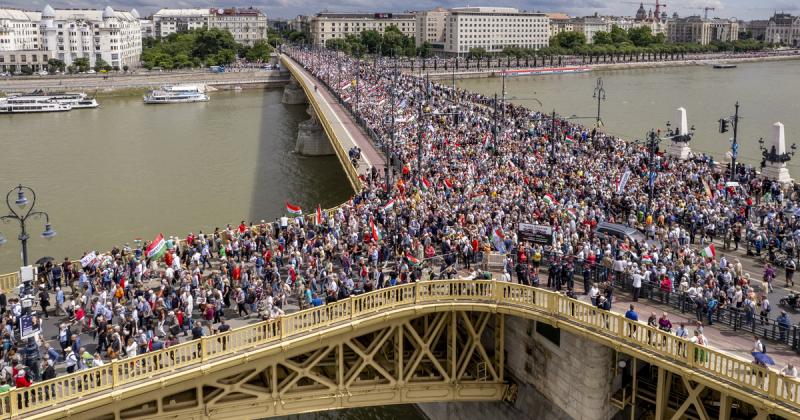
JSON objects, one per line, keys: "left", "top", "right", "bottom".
{"left": 1, "top": 54, "right": 798, "bottom": 420}
{"left": 0, "top": 280, "right": 795, "bottom": 420}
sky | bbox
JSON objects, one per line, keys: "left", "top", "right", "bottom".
{"left": 4, "top": 0, "right": 798, "bottom": 20}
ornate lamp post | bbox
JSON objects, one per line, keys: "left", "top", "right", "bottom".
{"left": 593, "top": 77, "right": 606, "bottom": 127}
{"left": 759, "top": 137, "right": 797, "bottom": 168}
{"left": 0, "top": 184, "right": 57, "bottom": 267}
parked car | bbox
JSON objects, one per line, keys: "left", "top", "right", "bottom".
{"left": 594, "top": 222, "right": 661, "bottom": 250}
{"left": 87, "top": 69, "right": 96, "bottom": 74}
{"left": 37, "top": 70, "right": 48, "bottom": 76}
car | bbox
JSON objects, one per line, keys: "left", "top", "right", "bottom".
{"left": 0, "top": 72, "right": 9, "bottom": 77}
{"left": 593, "top": 222, "right": 661, "bottom": 251}
{"left": 87, "top": 69, "right": 96, "bottom": 74}
{"left": 37, "top": 70, "right": 48, "bottom": 76}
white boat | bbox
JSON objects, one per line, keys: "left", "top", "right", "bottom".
{"left": 0, "top": 96, "right": 72, "bottom": 114}
{"left": 143, "top": 85, "right": 209, "bottom": 104}
{"left": 8, "top": 91, "right": 100, "bottom": 109}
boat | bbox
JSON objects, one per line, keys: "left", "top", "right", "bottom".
{"left": 499, "top": 66, "right": 592, "bottom": 77}
{"left": 0, "top": 96, "right": 72, "bottom": 114}
{"left": 712, "top": 63, "right": 737, "bottom": 69}
{"left": 143, "top": 85, "right": 209, "bottom": 104}
{"left": 16, "top": 90, "right": 100, "bottom": 109}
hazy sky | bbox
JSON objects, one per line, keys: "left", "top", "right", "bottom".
{"left": 6, "top": 0, "right": 797, "bottom": 20}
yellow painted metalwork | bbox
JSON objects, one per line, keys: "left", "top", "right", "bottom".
{"left": 279, "top": 54, "right": 363, "bottom": 193}
{"left": 1, "top": 280, "right": 795, "bottom": 420}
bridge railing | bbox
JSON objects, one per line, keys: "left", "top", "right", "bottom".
{"left": 3, "top": 280, "right": 799, "bottom": 417}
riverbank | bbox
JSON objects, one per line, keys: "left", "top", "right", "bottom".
{"left": 0, "top": 69, "right": 290, "bottom": 95}
{"left": 427, "top": 51, "right": 800, "bottom": 81}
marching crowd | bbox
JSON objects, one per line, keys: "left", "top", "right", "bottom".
{"left": 2, "top": 47, "right": 800, "bottom": 391}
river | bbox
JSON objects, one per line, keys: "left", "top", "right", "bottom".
{"left": 458, "top": 59, "right": 800, "bottom": 176}
{"left": 0, "top": 89, "right": 352, "bottom": 273}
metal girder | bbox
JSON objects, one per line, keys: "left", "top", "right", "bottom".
{"left": 52, "top": 310, "right": 505, "bottom": 420}
{"left": 670, "top": 377, "right": 710, "bottom": 420}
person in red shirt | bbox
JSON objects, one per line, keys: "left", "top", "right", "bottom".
{"left": 238, "top": 221, "right": 247, "bottom": 234}
{"left": 15, "top": 370, "right": 31, "bottom": 388}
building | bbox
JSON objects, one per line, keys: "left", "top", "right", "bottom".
{"left": 571, "top": 16, "right": 608, "bottom": 44}
{"left": 443, "top": 7, "right": 549, "bottom": 55}
{"left": 546, "top": 13, "right": 573, "bottom": 38}
{"left": 415, "top": 7, "right": 448, "bottom": 48}
{"left": 139, "top": 17, "right": 153, "bottom": 40}
{"left": 209, "top": 7, "right": 267, "bottom": 46}
{"left": 309, "top": 12, "right": 415, "bottom": 47}
{"left": 268, "top": 19, "right": 289, "bottom": 32}
{"left": 765, "top": 13, "right": 800, "bottom": 46}
{"left": 745, "top": 19, "right": 769, "bottom": 41}
{"left": 39, "top": 6, "right": 142, "bottom": 69}
{"left": 151, "top": 8, "right": 210, "bottom": 38}
{"left": 667, "top": 16, "right": 738, "bottom": 45}
{"left": 0, "top": 9, "right": 40, "bottom": 51}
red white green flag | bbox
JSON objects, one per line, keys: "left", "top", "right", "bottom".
{"left": 444, "top": 178, "right": 454, "bottom": 189}
{"left": 421, "top": 177, "right": 432, "bottom": 191}
{"left": 370, "top": 219, "right": 382, "bottom": 242}
{"left": 286, "top": 202, "right": 302, "bottom": 216}
{"left": 146, "top": 233, "right": 167, "bottom": 260}
{"left": 382, "top": 199, "right": 396, "bottom": 212}
{"left": 701, "top": 244, "right": 716, "bottom": 259}
{"left": 315, "top": 205, "right": 323, "bottom": 225}
{"left": 406, "top": 252, "right": 420, "bottom": 265}
{"left": 543, "top": 194, "right": 557, "bottom": 206}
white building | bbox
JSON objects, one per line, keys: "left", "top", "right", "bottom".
{"left": 139, "top": 18, "right": 154, "bottom": 39}
{"left": 309, "top": 12, "right": 416, "bottom": 47}
{"left": 39, "top": 6, "right": 142, "bottom": 69}
{"left": 208, "top": 7, "right": 268, "bottom": 46}
{"left": 546, "top": 13, "right": 573, "bottom": 38}
{"left": 0, "top": 9, "right": 40, "bottom": 51}
{"left": 152, "top": 8, "right": 210, "bottom": 38}
{"left": 443, "top": 7, "right": 549, "bottom": 55}
{"left": 571, "top": 16, "right": 608, "bottom": 44}
{"left": 415, "top": 7, "right": 448, "bottom": 48}
{"left": 765, "top": 13, "right": 800, "bottom": 46}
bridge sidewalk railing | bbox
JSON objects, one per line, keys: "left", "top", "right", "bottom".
{"left": 3, "top": 280, "right": 799, "bottom": 418}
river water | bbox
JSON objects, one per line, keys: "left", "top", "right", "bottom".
{"left": 458, "top": 59, "right": 800, "bottom": 175}
{"left": 0, "top": 89, "right": 352, "bottom": 273}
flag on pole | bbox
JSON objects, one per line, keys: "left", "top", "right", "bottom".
{"left": 542, "top": 194, "right": 557, "bottom": 206}
{"left": 286, "top": 202, "right": 302, "bottom": 216}
{"left": 370, "top": 219, "right": 382, "bottom": 242}
{"left": 492, "top": 227, "right": 506, "bottom": 254}
{"left": 315, "top": 205, "right": 323, "bottom": 225}
{"left": 616, "top": 170, "right": 631, "bottom": 194}
{"left": 146, "top": 233, "right": 167, "bottom": 260}
{"left": 444, "top": 178, "right": 454, "bottom": 190}
{"left": 565, "top": 208, "right": 577, "bottom": 221}
{"left": 382, "top": 199, "right": 396, "bottom": 212}
{"left": 701, "top": 244, "right": 716, "bottom": 259}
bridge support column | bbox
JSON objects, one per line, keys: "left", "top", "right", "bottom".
{"left": 282, "top": 76, "right": 308, "bottom": 105}
{"left": 295, "top": 106, "right": 334, "bottom": 156}
{"left": 667, "top": 107, "right": 692, "bottom": 160}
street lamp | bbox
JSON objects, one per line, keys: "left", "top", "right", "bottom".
{"left": 0, "top": 184, "right": 56, "bottom": 267}
{"left": 635, "top": 130, "right": 663, "bottom": 218}
{"left": 758, "top": 137, "right": 797, "bottom": 168}
{"left": 592, "top": 77, "right": 606, "bottom": 127}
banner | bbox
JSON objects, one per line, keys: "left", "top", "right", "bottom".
{"left": 616, "top": 170, "right": 631, "bottom": 194}
{"left": 80, "top": 251, "right": 97, "bottom": 268}
{"left": 518, "top": 223, "right": 554, "bottom": 245}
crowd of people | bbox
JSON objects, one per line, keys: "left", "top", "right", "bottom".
{"left": 1, "top": 47, "right": 800, "bottom": 392}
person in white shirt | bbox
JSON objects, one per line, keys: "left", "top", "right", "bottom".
{"left": 631, "top": 269, "right": 642, "bottom": 302}
{"left": 781, "top": 362, "right": 798, "bottom": 398}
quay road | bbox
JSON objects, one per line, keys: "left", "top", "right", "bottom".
{"left": 0, "top": 68, "right": 289, "bottom": 92}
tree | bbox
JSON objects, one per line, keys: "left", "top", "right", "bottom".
{"left": 467, "top": 47, "right": 488, "bottom": 59}
{"left": 610, "top": 25, "right": 629, "bottom": 44}
{"left": 628, "top": 26, "right": 655, "bottom": 47}
{"left": 592, "top": 31, "right": 613, "bottom": 45}
{"left": 418, "top": 41, "right": 432, "bottom": 58}
{"left": 360, "top": 30, "right": 382, "bottom": 54}
{"left": 73, "top": 57, "right": 90, "bottom": 72}
{"left": 243, "top": 39, "right": 272, "bottom": 62}
{"left": 94, "top": 58, "right": 112, "bottom": 72}
{"left": 47, "top": 58, "right": 65, "bottom": 73}
{"left": 20, "top": 65, "right": 33, "bottom": 75}
{"left": 551, "top": 31, "right": 586, "bottom": 50}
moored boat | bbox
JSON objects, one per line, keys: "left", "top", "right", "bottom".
{"left": 0, "top": 96, "right": 72, "bottom": 114}
{"left": 143, "top": 85, "right": 210, "bottom": 104}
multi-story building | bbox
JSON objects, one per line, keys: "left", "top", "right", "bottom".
{"left": 309, "top": 12, "right": 416, "bottom": 47}
{"left": 288, "top": 15, "right": 310, "bottom": 35}
{"left": 415, "top": 7, "right": 448, "bottom": 48}
{"left": 443, "top": 7, "right": 549, "bottom": 55}
{"left": 571, "top": 16, "right": 608, "bottom": 44}
{"left": 209, "top": 7, "right": 267, "bottom": 46}
{"left": 765, "top": 13, "right": 800, "bottom": 46}
{"left": 151, "top": 8, "right": 210, "bottom": 38}
{"left": 39, "top": 6, "right": 142, "bottom": 69}
{"left": 546, "top": 13, "right": 573, "bottom": 38}
{"left": 0, "top": 8, "right": 40, "bottom": 51}
{"left": 745, "top": 19, "right": 769, "bottom": 41}
{"left": 667, "top": 16, "right": 738, "bottom": 45}
{"left": 139, "top": 16, "right": 154, "bottom": 40}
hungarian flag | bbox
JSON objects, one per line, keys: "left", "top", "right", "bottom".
{"left": 641, "top": 254, "right": 653, "bottom": 264}
{"left": 542, "top": 194, "right": 557, "bottom": 206}
{"left": 315, "top": 205, "right": 323, "bottom": 225}
{"left": 406, "top": 252, "right": 420, "bottom": 265}
{"left": 421, "top": 177, "right": 432, "bottom": 191}
{"left": 146, "top": 233, "right": 167, "bottom": 260}
{"left": 565, "top": 208, "right": 577, "bottom": 221}
{"left": 382, "top": 199, "right": 396, "bottom": 212}
{"left": 564, "top": 134, "right": 575, "bottom": 145}
{"left": 370, "top": 219, "right": 382, "bottom": 242}
{"left": 492, "top": 228, "right": 506, "bottom": 253}
{"left": 701, "top": 244, "right": 716, "bottom": 259}
{"left": 286, "top": 202, "right": 302, "bottom": 216}
{"left": 444, "top": 178, "right": 454, "bottom": 190}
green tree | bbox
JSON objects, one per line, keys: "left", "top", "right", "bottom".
{"left": 46, "top": 58, "right": 65, "bottom": 73}
{"left": 610, "top": 25, "right": 629, "bottom": 44}
{"left": 244, "top": 39, "right": 272, "bottom": 62}
{"left": 73, "top": 57, "right": 90, "bottom": 72}
{"left": 360, "top": 30, "right": 382, "bottom": 54}
{"left": 551, "top": 31, "right": 587, "bottom": 50}
{"left": 592, "top": 31, "right": 613, "bottom": 45}
{"left": 94, "top": 58, "right": 112, "bottom": 72}
{"left": 467, "top": 47, "right": 488, "bottom": 59}
{"left": 628, "top": 26, "right": 655, "bottom": 47}
{"left": 418, "top": 41, "right": 432, "bottom": 58}
{"left": 20, "top": 65, "right": 33, "bottom": 75}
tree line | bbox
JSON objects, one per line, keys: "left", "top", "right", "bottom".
{"left": 141, "top": 28, "right": 273, "bottom": 70}
{"left": 324, "top": 25, "right": 433, "bottom": 58}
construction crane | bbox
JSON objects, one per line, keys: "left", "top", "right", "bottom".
{"left": 622, "top": 1, "right": 667, "bottom": 19}
{"left": 702, "top": 7, "right": 715, "bottom": 19}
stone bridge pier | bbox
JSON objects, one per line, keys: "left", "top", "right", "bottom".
{"left": 282, "top": 76, "right": 334, "bottom": 156}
